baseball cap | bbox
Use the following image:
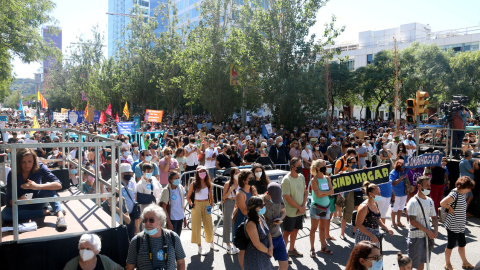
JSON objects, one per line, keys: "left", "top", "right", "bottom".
{"left": 267, "top": 182, "right": 283, "bottom": 204}
{"left": 120, "top": 163, "right": 133, "bottom": 174}
{"left": 196, "top": 165, "right": 206, "bottom": 172}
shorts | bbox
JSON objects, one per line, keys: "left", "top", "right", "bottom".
{"left": 342, "top": 192, "right": 355, "bottom": 223}
{"left": 272, "top": 235, "right": 288, "bottom": 261}
{"left": 392, "top": 196, "right": 407, "bottom": 212}
{"left": 283, "top": 215, "right": 303, "bottom": 232}
{"left": 377, "top": 196, "right": 391, "bottom": 219}
{"left": 407, "top": 237, "right": 432, "bottom": 269}
{"left": 353, "top": 191, "right": 364, "bottom": 206}
{"left": 310, "top": 204, "right": 331, "bottom": 220}
{"left": 446, "top": 229, "right": 467, "bottom": 249}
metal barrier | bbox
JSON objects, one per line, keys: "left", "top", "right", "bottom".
{"left": 0, "top": 128, "right": 122, "bottom": 243}
{"left": 275, "top": 164, "right": 290, "bottom": 171}
{"left": 415, "top": 126, "right": 480, "bottom": 157}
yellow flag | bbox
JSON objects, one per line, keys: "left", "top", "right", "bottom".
{"left": 30, "top": 115, "right": 40, "bottom": 136}
{"left": 123, "top": 102, "right": 129, "bottom": 119}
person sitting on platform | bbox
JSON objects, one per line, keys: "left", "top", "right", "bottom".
{"left": 1, "top": 148, "right": 67, "bottom": 228}
{"left": 63, "top": 233, "right": 123, "bottom": 270}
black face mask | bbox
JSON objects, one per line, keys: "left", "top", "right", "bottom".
{"left": 248, "top": 177, "right": 256, "bottom": 186}
{"left": 124, "top": 175, "right": 132, "bottom": 181}
{"left": 319, "top": 167, "right": 327, "bottom": 174}
{"left": 226, "top": 150, "right": 232, "bottom": 155}
{"left": 295, "top": 166, "right": 303, "bottom": 174}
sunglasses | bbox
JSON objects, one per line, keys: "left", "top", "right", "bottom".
{"left": 142, "top": 218, "right": 156, "bottom": 224}
{"left": 366, "top": 255, "right": 383, "bottom": 262}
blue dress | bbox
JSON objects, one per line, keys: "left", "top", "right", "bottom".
{"left": 233, "top": 188, "right": 252, "bottom": 237}
{"left": 244, "top": 216, "right": 274, "bottom": 270}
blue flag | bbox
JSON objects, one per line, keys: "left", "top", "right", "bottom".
{"left": 18, "top": 100, "right": 23, "bottom": 112}
{"left": 117, "top": 122, "right": 135, "bottom": 135}
{"left": 262, "top": 123, "right": 270, "bottom": 139}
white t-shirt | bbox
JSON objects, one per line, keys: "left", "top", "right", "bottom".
{"left": 301, "top": 149, "right": 313, "bottom": 168}
{"left": 406, "top": 195, "right": 436, "bottom": 238}
{"left": 169, "top": 187, "right": 185, "bottom": 220}
{"left": 184, "top": 144, "right": 199, "bottom": 166}
{"left": 205, "top": 147, "right": 218, "bottom": 168}
{"left": 136, "top": 176, "right": 163, "bottom": 201}
{"left": 386, "top": 142, "right": 398, "bottom": 157}
{"left": 404, "top": 139, "right": 416, "bottom": 156}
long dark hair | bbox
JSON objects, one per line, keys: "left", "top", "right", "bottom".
{"left": 397, "top": 142, "right": 407, "bottom": 156}
{"left": 251, "top": 163, "right": 270, "bottom": 188}
{"left": 246, "top": 196, "right": 264, "bottom": 225}
{"left": 193, "top": 170, "right": 212, "bottom": 192}
{"left": 345, "top": 241, "right": 379, "bottom": 270}
{"left": 17, "top": 148, "right": 40, "bottom": 176}
{"left": 225, "top": 167, "right": 239, "bottom": 195}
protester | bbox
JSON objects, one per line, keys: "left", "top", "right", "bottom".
{"left": 440, "top": 176, "right": 476, "bottom": 270}
{"left": 136, "top": 163, "right": 162, "bottom": 232}
{"left": 397, "top": 252, "right": 413, "bottom": 270}
{"left": 269, "top": 136, "right": 290, "bottom": 165}
{"left": 186, "top": 166, "right": 217, "bottom": 255}
{"left": 345, "top": 240, "right": 383, "bottom": 270}
{"left": 184, "top": 137, "right": 200, "bottom": 172}
{"left": 63, "top": 233, "right": 123, "bottom": 270}
{"left": 326, "top": 137, "right": 342, "bottom": 163}
{"left": 390, "top": 160, "right": 409, "bottom": 228}
{"left": 459, "top": 150, "right": 478, "bottom": 212}
{"left": 282, "top": 157, "right": 307, "bottom": 260}
{"left": 222, "top": 167, "right": 240, "bottom": 255}
{"left": 430, "top": 157, "right": 449, "bottom": 212}
{"left": 158, "top": 147, "right": 179, "bottom": 187}
{"left": 243, "top": 141, "right": 260, "bottom": 165}
{"left": 406, "top": 176, "right": 438, "bottom": 270}
{"left": 159, "top": 172, "right": 186, "bottom": 237}
{"left": 243, "top": 196, "right": 274, "bottom": 270}
{"left": 251, "top": 163, "right": 270, "bottom": 195}
{"left": 289, "top": 139, "right": 302, "bottom": 159}
{"left": 309, "top": 159, "right": 334, "bottom": 257}
{"left": 101, "top": 178, "right": 131, "bottom": 226}
{"left": 1, "top": 148, "right": 67, "bottom": 228}
{"left": 126, "top": 204, "right": 186, "bottom": 270}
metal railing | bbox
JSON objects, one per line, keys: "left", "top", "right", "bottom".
{"left": 0, "top": 128, "right": 122, "bottom": 243}
{"left": 415, "top": 126, "right": 480, "bottom": 157}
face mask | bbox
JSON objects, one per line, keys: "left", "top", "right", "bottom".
{"left": 234, "top": 174, "right": 239, "bottom": 180}
{"left": 326, "top": 168, "right": 332, "bottom": 175}
{"left": 145, "top": 156, "right": 153, "bottom": 162}
{"left": 70, "top": 169, "right": 78, "bottom": 175}
{"left": 134, "top": 147, "right": 139, "bottom": 151}
{"left": 87, "top": 176, "right": 95, "bottom": 183}
{"left": 368, "top": 259, "right": 383, "bottom": 270}
{"left": 79, "top": 249, "right": 95, "bottom": 261}
{"left": 144, "top": 227, "right": 158, "bottom": 236}
{"left": 255, "top": 172, "right": 262, "bottom": 179}
{"left": 278, "top": 142, "right": 283, "bottom": 147}
{"left": 319, "top": 167, "right": 327, "bottom": 174}
{"left": 199, "top": 172, "right": 207, "bottom": 179}
{"left": 172, "top": 179, "right": 180, "bottom": 186}
{"left": 421, "top": 188, "right": 431, "bottom": 196}
{"left": 315, "top": 147, "right": 319, "bottom": 150}
{"left": 53, "top": 150, "right": 59, "bottom": 155}
{"left": 124, "top": 174, "right": 132, "bottom": 181}
{"left": 294, "top": 144, "right": 299, "bottom": 147}
{"left": 372, "top": 195, "right": 382, "bottom": 202}
{"left": 352, "top": 165, "right": 358, "bottom": 169}
{"left": 295, "top": 166, "right": 303, "bottom": 174}
{"left": 145, "top": 172, "right": 153, "bottom": 179}
{"left": 307, "top": 145, "right": 312, "bottom": 150}
{"left": 332, "top": 142, "right": 337, "bottom": 146}
{"left": 257, "top": 206, "right": 266, "bottom": 215}
{"left": 210, "top": 143, "right": 215, "bottom": 148}
{"left": 123, "top": 151, "right": 130, "bottom": 156}
{"left": 226, "top": 150, "right": 232, "bottom": 155}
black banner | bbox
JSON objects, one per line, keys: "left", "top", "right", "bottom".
{"left": 331, "top": 164, "right": 390, "bottom": 194}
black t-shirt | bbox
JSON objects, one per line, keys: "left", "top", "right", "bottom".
{"left": 244, "top": 151, "right": 260, "bottom": 163}
{"left": 8, "top": 138, "right": 18, "bottom": 144}
{"left": 252, "top": 180, "right": 267, "bottom": 195}
{"left": 431, "top": 166, "right": 446, "bottom": 185}
{"left": 216, "top": 153, "right": 231, "bottom": 169}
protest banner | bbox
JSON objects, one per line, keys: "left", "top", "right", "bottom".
{"left": 145, "top": 109, "right": 163, "bottom": 123}
{"left": 0, "top": 116, "right": 7, "bottom": 122}
{"left": 53, "top": 112, "right": 68, "bottom": 121}
{"left": 403, "top": 153, "right": 442, "bottom": 169}
{"left": 197, "top": 122, "right": 212, "bottom": 130}
{"left": 331, "top": 164, "right": 390, "bottom": 194}
{"left": 117, "top": 122, "right": 136, "bottom": 135}
{"left": 68, "top": 111, "right": 101, "bottom": 124}
{"left": 19, "top": 113, "right": 25, "bottom": 121}
{"left": 133, "top": 116, "right": 141, "bottom": 129}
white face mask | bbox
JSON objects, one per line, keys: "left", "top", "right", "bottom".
{"left": 234, "top": 174, "right": 239, "bottom": 180}
{"left": 53, "top": 150, "right": 59, "bottom": 155}
{"left": 255, "top": 172, "right": 262, "bottom": 179}
{"left": 79, "top": 249, "right": 95, "bottom": 261}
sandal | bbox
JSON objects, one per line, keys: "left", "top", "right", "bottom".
{"left": 326, "top": 236, "right": 337, "bottom": 241}
{"left": 462, "top": 263, "right": 474, "bottom": 269}
{"left": 445, "top": 264, "right": 456, "bottom": 270}
{"left": 310, "top": 249, "right": 316, "bottom": 258}
{"left": 397, "top": 223, "right": 406, "bottom": 227}
{"left": 320, "top": 247, "right": 333, "bottom": 255}
{"left": 391, "top": 223, "right": 398, "bottom": 229}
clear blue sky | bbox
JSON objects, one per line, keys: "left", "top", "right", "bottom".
{"left": 11, "top": 0, "right": 480, "bottom": 79}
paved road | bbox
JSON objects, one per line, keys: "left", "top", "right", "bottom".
{"left": 178, "top": 213, "right": 480, "bottom": 270}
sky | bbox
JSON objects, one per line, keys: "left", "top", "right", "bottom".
{"left": 11, "top": 0, "right": 480, "bottom": 79}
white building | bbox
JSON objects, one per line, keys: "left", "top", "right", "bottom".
{"left": 323, "top": 23, "right": 480, "bottom": 120}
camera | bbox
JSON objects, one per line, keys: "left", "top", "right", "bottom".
{"left": 439, "top": 95, "right": 470, "bottom": 121}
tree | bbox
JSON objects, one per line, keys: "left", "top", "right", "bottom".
{"left": 448, "top": 50, "right": 480, "bottom": 110}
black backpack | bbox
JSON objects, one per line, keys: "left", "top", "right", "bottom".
{"left": 233, "top": 218, "right": 250, "bottom": 249}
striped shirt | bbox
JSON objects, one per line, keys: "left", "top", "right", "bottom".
{"left": 444, "top": 189, "right": 467, "bottom": 233}
{"left": 126, "top": 229, "right": 186, "bottom": 270}
{"left": 406, "top": 195, "right": 436, "bottom": 238}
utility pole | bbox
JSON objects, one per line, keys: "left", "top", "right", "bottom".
{"left": 393, "top": 37, "right": 401, "bottom": 135}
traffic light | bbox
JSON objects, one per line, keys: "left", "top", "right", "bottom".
{"left": 406, "top": 99, "right": 415, "bottom": 123}
{"left": 416, "top": 91, "right": 429, "bottom": 116}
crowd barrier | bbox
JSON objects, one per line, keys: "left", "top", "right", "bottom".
{"left": 415, "top": 126, "right": 480, "bottom": 157}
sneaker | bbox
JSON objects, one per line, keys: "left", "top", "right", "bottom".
{"left": 210, "top": 243, "right": 219, "bottom": 252}
{"left": 198, "top": 247, "right": 208, "bottom": 256}
{"left": 56, "top": 217, "right": 67, "bottom": 228}
{"left": 227, "top": 246, "right": 240, "bottom": 255}
{"left": 288, "top": 257, "right": 293, "bottom": 264}
{"left": 332, "top": 217, "right": 341, "bottom": 225}
{"left": 287, "top": 248, "right": 303, "bottom": 257}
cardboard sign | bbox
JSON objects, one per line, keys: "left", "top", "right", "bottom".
{"left": 403, "top": 153, "right": 442, "bottom": 169}
{"left": 331, "top": 164, "right": 390, "bottom": 194}
{"left": 145, "top": 110, "right": 163, "bottom": 123}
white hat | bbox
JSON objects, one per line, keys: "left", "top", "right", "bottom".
{"left": 246, "top": 135, "right": 251, "bottom": 140}
{"left": 120, "top": 163, "right": 133, "bottom": 174}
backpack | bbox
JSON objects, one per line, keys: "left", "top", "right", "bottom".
{"left": 135, "top": 230, "right": 176, "bottom": 263}
{"left": 334, "top": 157, "right": 345, "bottom": 172}
{"left": 233, "top": 218, "right": 250, "bottom": 249}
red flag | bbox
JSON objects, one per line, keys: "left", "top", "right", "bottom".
{"left": 99, "top": 111, "right": 105, "bottom": 124}
{"left": 115, "top": 112, "right": 119, "bottom": 122}
{"left": 106, "top": 103, "right": 112, "bottom": 117}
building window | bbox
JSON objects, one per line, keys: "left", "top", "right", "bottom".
{"left": 464, "top": 42, "right": 479, "bottom": 52}
{"left": 367, "top": 54, "right": 373, "bottom": 65}
{"left": 347, "top": 59, "right": 355, "bottom": 70}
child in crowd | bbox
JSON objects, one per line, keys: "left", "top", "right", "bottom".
{"left": 397, "top": 252, "right": 412, "bottom": 270}
{"left": 176, "top": 147, "right": 187, "bottom": 174}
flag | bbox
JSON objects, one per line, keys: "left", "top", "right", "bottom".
{"left": 123, "top": 102, "right": 129, "bottom": 119}
{"left": 37, "top": 91, "right": 48, "bottom": 108}
{"left": 99, "top": 111, "right": 105, "bottom": 124}
{"left": 262, "top": 123, "right": 270, "bottom": 139}
{"left": 18, "top": 100, "right": 23, "bottom": 112}
{"left": 84, "top": 102, "right": 89, "bottom": 118}
{"left": 115, "top": 112, "right": 119, "bottom": 122}
{"left": 30, "top": 115, "right": 40, "bottom": 136}
{"left": 106, "top": 103, "right": 112, "bottom": 117}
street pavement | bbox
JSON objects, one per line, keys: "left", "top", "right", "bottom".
{"left": 179, "top": 212, "right": 480, "bottom": 270}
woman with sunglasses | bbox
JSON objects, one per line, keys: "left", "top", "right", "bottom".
{"left": 186, "top": 166, "right": 216, "bottom": 255}
{"left": 243, "top": 196, "right": 274, "bottom": 270}
{"left": 345, "top": 240, "right": 383, "bottom": 270}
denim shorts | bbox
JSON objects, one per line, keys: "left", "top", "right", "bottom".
{"left": 310, "top": 205, "right": 331, "bottom": 220}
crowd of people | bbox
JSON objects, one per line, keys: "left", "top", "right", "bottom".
{"left": 1, "top": 111, "right": 480, "bottom": 270}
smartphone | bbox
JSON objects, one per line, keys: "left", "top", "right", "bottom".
{"left": 274, "top": 218, "right": 283, "bottom": 224}
{"left": 206, "top": 206, "right": 212, "bottom": 214}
